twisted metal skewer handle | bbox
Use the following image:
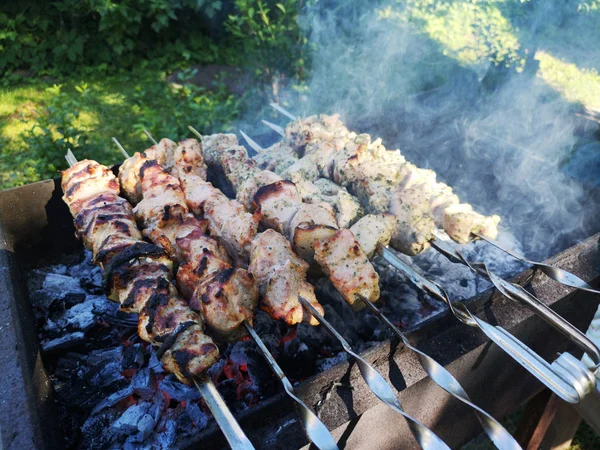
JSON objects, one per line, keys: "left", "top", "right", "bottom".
{"left": 194, "top": 374, "right": 256, "bottom": 450}
{"left": 473, "top": 232, "right": 600, "bottom": 295}
{"left": 244, "top": 322, "right": 339, "bottom": 450}
{"left": 298, "top": 296, "right": 451, "bottom": 450}
{"left": 379, "top": 245, "right": 584, "bottom": 404}
{"left": 482, "top": 265, "right": 600, "bottom": 369}
{"left": 360, "top": 298, "right": 522, "bottom": 450}
{"left": 431, "top": 239, "right": 600, "bottom": 369}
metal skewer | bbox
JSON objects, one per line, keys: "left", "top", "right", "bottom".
{"left": 239, "top": 132, "right": 520, "bottom": 448}
{"left": 298, "top": 296, "right": 451, "bottom": 450}
{"left": 358, "top": 295, "right": 522, "bottom": 450}
{"left": 143, "top": 129, "right": 159, "bottom": 145}
{"left": 472, "top": 232, "right": 600, "bottom": 295}
{"left": 262, "top": 119, "right": 286, "bottom": 137}
{"left": 265, "top": 104, "right": 598, "bottom": 297}
{"left": 269, "top": 102, "right": 297, "bottom": 121}
{"left": 430, "top": 237, "right": 600, "bottom": 369}
{"left": 131, "top": 133, "right": 339, "bottom": 450}
{"left": 244, "top": 322, "right": 338, "bottom": 450}
{"left": 112, "top": 137, "right": 130, "bottom": 158}
{"left": 67, "top": 149, "right": 254, "bottom": 450}
{"left": 377, "top": 244, "right": 591, "bottom": 404}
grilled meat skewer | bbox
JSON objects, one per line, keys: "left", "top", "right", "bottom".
{"left": 257, "top": 114, "right": 500, "bottom": 253}
{"left": 61, "top": 158, "right": 220, "bottom": 384}
{"left": 119, "top": 138, "right": 325, "bottom": 325}
{"left": 198, "top": 131, "right": 382, "bottom": 311}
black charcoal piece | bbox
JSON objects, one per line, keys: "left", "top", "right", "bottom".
{"left": 132, "top": 368, "right": 156, "bottom": 400}
{"left": 185, "top": 402, "right": 208, "bottom": 430}
{"left": 41, "top": 331, "right": 85, "bottom": 352}
{"left": 156, "top": 420, "right": 177, "bottom": 449}
{"left": 90, "top": 385, "right": 135, "bottom": 415}
{"left": 158, "top": 376, "right": 202, "bottom": 402}
{"left": 122, "top": 343, "right": 146, "bottom": 371}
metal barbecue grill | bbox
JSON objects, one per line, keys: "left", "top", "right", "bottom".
{"left": 1, "top": 126, "right": 599, "bottom": 449}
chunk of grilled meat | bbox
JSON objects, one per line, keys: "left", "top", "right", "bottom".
{"left": 118, "top": 138, "right": 177, "bottom": 203}
{"left": 133, "top": 160, "right": 189, "bottom": 230}
{"left": 179, "top": 173, "right": 228, "bottom": 216}
{"left": 286, "top": 202, "right": 338, "bottom": 264}
{"left": 314, "top": 229, "right": 380, "bottom": 310}
{"left": 249, "top": 230, "right": 323, "bottom": 325}
{"left": 201, "top": 133, "right": 239, "bottom": 167}
{"left": 203, "top": 197, "right": 260, "bottom": 266}
{"left": 189, "top": 268, "right": 258, "bottom": 342}
{"left": 252, "top": 180, "right": 303, "bottom": 234}
{"left": 349, "top": 213, "right": 397, "bottom": 259}
{"left": 237, "top": 169, "right": 282, "bottom": 210}
{"left": 62, "top": 160, "right": 121, "bottom": 217}
{"left": 170, "top": 138, "right": 207, "bottom": 180}
{"left": 161, "top": 324, "right": 220, "bottom": 385}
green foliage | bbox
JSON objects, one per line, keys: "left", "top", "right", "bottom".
{"left": 0, "top": 1, "right": 227, "bottom": 76}
{"left": 0, "top": 68, "right": 246, "bottom": 189}
{"left": 226, "top": 0, "right": 309, "bottom": 86}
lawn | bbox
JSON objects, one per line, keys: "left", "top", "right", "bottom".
{"left": 0, "top": 66, "right": 246, "bottom": 188}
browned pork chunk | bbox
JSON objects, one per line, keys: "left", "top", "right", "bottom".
{"left": 190, "top": 268, "right": 258, "bottom": 342}
{"left": 249, "top": 230, "right": 323, "bottom": 325}
{"left": 314, "top": 229, "right": 380, "bottom": 310}
{"left": 252, "top": 180, "right": 302, "bottom": 234}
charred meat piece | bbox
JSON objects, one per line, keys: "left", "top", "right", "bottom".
{"left": 161, "top": 324, "right": 220, "bottom": 384}
{"left": 190, "top": 268, "right": 258, "bottom": 342}
{"left": 252, "top": 180, "right": 302, "bottom": 234}
{"left": 118, "top": 138, "right": 177, "bottom": 203}
{"left": 237, "top": 169, "right": 282, "bottom": 210}
{"left": 314, "top": 229, "right": 380, "bottom": 310}
{"left": 133, "top": 161, "right": 189, "bottom": 229}
{"left": 286, "top": 202, "right": 338, "bottom": 264}
{"left": 249, "top": 230, "right": 323, "bottom": 325}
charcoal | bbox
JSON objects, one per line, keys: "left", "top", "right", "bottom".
{"left": 158, "top": 376, "right": 201, "bottom": 402}
{"left": 132, "top": 368, "right": 156, "bottom": 400}
{"left": 185, "top": 402, "right": 208, "bottom": 430}
{"left": 156, "top": 420, "right": 177, "bottom": 449}
{"left": 41, "top": 331, "right": 85, "bottom": 352}
{"left": 91, "top": 385, "right": 135, "bottom": 414}
{"left": 112, "top": 403, "right": 153, "bottom": 436}
{"left": 81, "top": 411, "right": 119, "bottom": 449}
{"left": 43, "top": 272, "right": 84, "bottom": 299}
{"left": 63, "top": 295, "right": 115, "bottom": 331}
{"left": 148, "top": 350, "right": 165, "bottom": 374}
{"left": 122, "top": 343, "right": 146, "bottom": 371}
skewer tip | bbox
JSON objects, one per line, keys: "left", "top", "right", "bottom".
{"left": 188, "top": 125, "right": 203, "bottom": 143}
{"left": 143, "top": 129, "right": 158, "bottom": 145}
{"left": 239, "top": 130, "right": 265, "bottom": 153}
{"left": 111, "top": 137, "right": 130, "bottom": 159}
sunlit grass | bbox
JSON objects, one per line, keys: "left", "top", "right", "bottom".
{"left": 536, "top": 50, "right": 600, "bottom": 111}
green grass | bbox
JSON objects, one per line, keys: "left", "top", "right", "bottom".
{"left": 0, "top": 67, "right": 246, "bottom": 189}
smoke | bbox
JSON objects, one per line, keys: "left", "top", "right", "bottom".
{"left": 245, "top": 1, "right": 600, "bottom": 260}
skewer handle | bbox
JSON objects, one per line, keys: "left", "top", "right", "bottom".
{"left": 473, "top": 232, "right": 600, "bottom": 294}
{"left": 193, "top": 374, "right": 256, "bottom": 450}
{"left": 378, "top": 245, "right": 587, "bottom": 404}
{"left": 360, "top": 298, "right": 522, "bottom": 450}
{"left": 298, "top": 296, "right": 451, "bottom": 450}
